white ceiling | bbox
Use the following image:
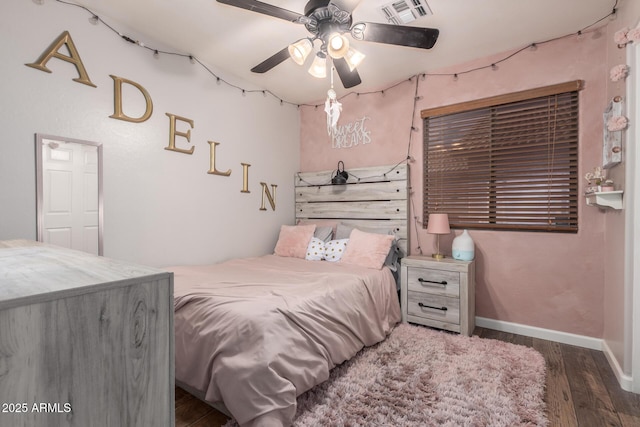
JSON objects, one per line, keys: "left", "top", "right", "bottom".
{"left": 71, "top": 0, "right": 614, "bottom": 104}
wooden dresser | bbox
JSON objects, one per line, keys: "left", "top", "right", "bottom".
{"left": 0, "top": 240, "right": 174, "bottom": 427}
{"left": 400, "top": 255, "right": 475, "bottom": 336}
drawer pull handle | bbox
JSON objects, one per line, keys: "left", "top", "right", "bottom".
{"left": 418, "top": 302, "right": 448, "bottom": 312}
{"left": 418, "top": 278, "right": 447, "bottom": 286}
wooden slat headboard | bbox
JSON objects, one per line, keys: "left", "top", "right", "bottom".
{"left": 295, "top": 163, "right": 409, "bottom": 255}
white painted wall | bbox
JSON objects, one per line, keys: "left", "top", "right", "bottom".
{"left": 0, "top": 0, "right": 300, "bottom": 267}
{"left": 628, "top": 39, "right": 640, "bottom": 393}
{"left": 602, "top": 0, "right": 640, "bottom": 391}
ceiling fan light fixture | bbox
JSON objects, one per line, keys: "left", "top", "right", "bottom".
{"left": 327, "top": 33, "right": 349, "bottom": 59}
{"left": 344, "top": 47, "right": 366, "bottom": 71}
{"left": 308, "top": 52, "right": 327, "bottom": 78}
{"left": 229, "top": 0, "right": 439, "bottom": 89}
{"left": 288, "top": 38, "right": 313, "bottom": 66}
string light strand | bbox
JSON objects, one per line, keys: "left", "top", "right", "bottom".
{"left": 50, "top": 0, "right": 618, "bottom": 109}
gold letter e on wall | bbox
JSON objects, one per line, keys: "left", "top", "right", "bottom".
{"left": 25, "top": 31, "right": 96, "bottom": 88}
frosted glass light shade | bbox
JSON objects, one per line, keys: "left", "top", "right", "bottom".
{"left": 344, "top": 47, "right": 365, "bottom": 71}
{"left": 288, "top": 39, "right": 312, "bottom": 66}
{"left": 327, "top": 33, "right": 349, "bottom": 59}
{"left": 308, "top": 54, "right": 327, "bottom": 78}
{"left": 426, "top": 213, "right": 450, "bottom": 234}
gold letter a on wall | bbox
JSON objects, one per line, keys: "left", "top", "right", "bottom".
{"left": 25, "top": 31, "right": 96, "bottom": 88}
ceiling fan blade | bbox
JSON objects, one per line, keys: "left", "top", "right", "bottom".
{"left": 251, "top": 47, "right": 291, "bottom": 73}
{"left": 330, "top": 0, "right": 362, "bottom": 13}
{"left": 333, "top": 57, "right": 361, "bottom": 88}
{"left": 352, "top": 22, "right": 439, "bottom": 49}
{"left": 216, "top": 0, "right": 303, "bottom": 22}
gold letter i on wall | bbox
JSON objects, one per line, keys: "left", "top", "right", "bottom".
{"left": 259, "top": 182, "right": 277, "bottom": 211}
{"left": 241, "top": 163, "right": 251, "bottom": 193}
{"left": 25, "top": 31, "right": 96, "bottom": 88}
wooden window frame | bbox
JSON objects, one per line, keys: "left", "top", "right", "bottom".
{"left": 422, "top": 80, "right": 583, "bottom": 233}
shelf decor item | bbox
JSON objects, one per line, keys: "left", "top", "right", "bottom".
{"left": 452, "top": 230, "right": 475, "bottom": 261}
{"left": 584, "top": 166, "right": 606, "bottom": 193}
{"left": 601, "top": 180, "right": 615, "bottom": 192}
{"left": 602, "top": 97, "right": 623, "bottom": 169}
{"left": 610, "top": 64, "right": 629, "bottom": 82}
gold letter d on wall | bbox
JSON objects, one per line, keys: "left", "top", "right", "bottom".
{"left": 109, "top": 75, "right": 153, "bottom": 123}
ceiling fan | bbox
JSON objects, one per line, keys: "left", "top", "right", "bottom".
{"left": 216, "top": 0, "right": 439, "bottom": 89}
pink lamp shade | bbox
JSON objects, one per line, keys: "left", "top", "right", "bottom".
{"left": 427, "top": 213, "right": 450, "bottom": 260}
{"left": 427, "top": 213, "right": 450, "bottom": 235}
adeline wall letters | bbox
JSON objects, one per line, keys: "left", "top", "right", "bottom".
{"left": 25, "top": 31, "right": 277, "bottom": 211}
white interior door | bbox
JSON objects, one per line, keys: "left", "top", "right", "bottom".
{"left": 36, "top": 135, "right": 103, "bottom": 255}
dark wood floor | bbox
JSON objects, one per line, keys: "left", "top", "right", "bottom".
{"left": 175, "top": 327, "right": 640, "bottom": 427}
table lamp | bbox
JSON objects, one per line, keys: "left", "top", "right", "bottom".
{"left": 427, "top": 213, "right": 450, "bottom": 260}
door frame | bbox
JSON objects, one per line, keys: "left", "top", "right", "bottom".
{"left": 626, "top": 41, "right": 640, "bottom": 393}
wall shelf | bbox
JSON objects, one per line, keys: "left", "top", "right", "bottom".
{"left": 585, "top": 190, "right": 624, "bottom": 210}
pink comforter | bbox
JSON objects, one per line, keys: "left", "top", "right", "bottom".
{"left": 171, "top": 255, "right": 401, "bottom": 427}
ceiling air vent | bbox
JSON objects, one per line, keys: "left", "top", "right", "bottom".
{"left": 379, "top": 0, "right": 432, "bottom": 25}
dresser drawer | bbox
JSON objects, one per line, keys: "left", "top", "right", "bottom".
{"left": 406, "top": 267, "right": 460, "bottom": 298}
{"left": 407, "top": 290, "right": 460, "bottom": 325}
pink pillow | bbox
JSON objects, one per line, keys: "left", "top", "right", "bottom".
{"left": 340, "top": 228, "right": 395, "bottom": 269}
{"left": 274, "top": 224, "right": 316, "bottom": 258}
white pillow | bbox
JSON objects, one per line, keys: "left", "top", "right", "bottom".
{"left": 324, "top": 239, "right": 349, "bottom": 262}
{"left": 305, "top": 237, "right": 326, "bottom": 261}
{"left": 305, "top": 238, "right": 349, "bottom": 262}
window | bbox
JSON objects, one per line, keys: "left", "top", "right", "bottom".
{"left": 422, "top": 81, "right": 582, "bottom": 232}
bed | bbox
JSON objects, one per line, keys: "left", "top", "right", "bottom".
{"left": 171, "top": 163, "right": 409, "bottom": 427}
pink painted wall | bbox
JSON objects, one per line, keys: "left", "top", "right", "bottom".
{"left": 300, "top": 34, "right": 609, "bottom": 338}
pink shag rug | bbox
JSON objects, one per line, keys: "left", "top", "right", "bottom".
{"left": 232, "top": 323, "right": 548, "bottom": 426}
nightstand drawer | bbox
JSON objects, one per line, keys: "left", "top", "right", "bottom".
{"left": 407, "top": 290, "right": 460, "bottom": 325}
{"left": 407, "top": 267, "right": 460, "bottom": 298}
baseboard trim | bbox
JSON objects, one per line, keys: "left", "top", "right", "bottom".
{"left": 475, "top": 317, "right": 603, "bottom": 350}
{"left": 602, "top": 340, "right": 634, "bottom": 392}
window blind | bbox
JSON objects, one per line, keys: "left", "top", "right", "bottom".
{"left": 422, "top": 81, "right": 581, "bottom": 232}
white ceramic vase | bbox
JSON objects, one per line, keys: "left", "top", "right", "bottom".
{"left": 452, "top": 229, "right": 475, "bottom": 261}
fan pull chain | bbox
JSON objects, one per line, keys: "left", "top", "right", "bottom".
{"left": 325, "top": 62, "right": 342, "bottom": 135}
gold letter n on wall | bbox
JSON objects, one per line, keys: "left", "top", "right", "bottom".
{"left": 25, "top": 31, "right": 96, "bottom": 88}
{"left": 259, "top": 183, "right": 277, "bottom": 211}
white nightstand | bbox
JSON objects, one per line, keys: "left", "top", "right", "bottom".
{"left": 400, "top": 256, "right": 475, "bottom": 336}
